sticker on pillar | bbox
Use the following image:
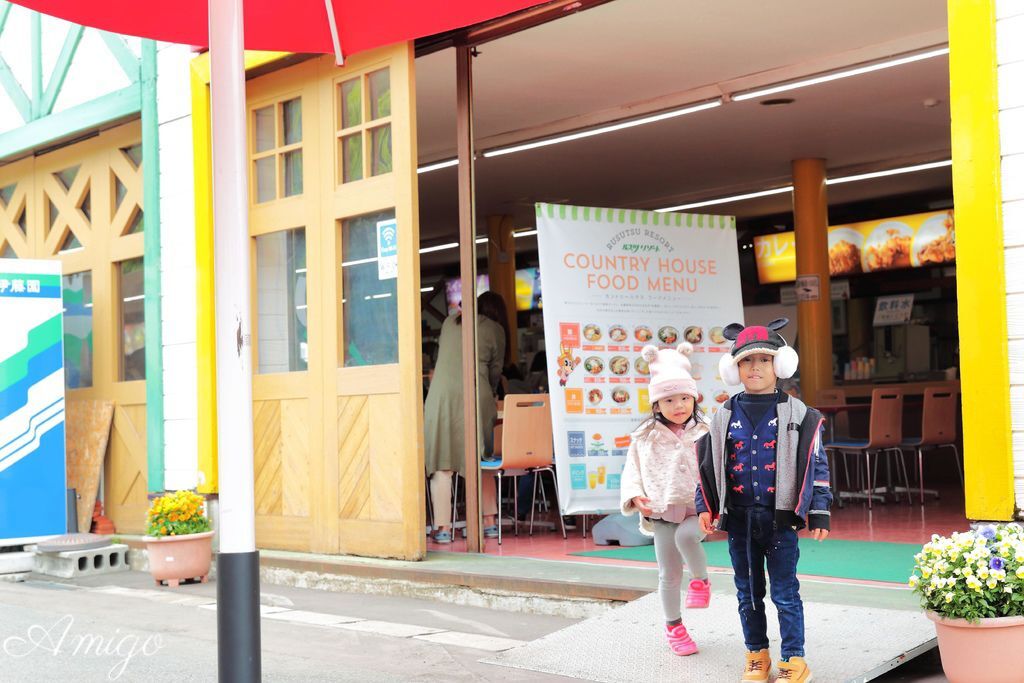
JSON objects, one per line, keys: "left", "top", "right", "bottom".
{"left": 376, "top": 219, "right": 398, "bottom": 280}
{"left": 795, "top": 275, "right": 820, "bottom": 302}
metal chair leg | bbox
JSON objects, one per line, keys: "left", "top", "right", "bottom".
{"left": 425, "top": 472, "right": 434, "bottom": 533}
{"left": 866, "top": 451, "right": 874, "bottom": 510}
{"left": 496, "top": 470, "right": 503, "bottom": 546}
{"left": 918, "top": 447, "right": 925, "bottom": 506}
{"left": 541, "top": 467, "right": 567, "bottom": 540}
{"left": 512, "top": 474, "right": 519, "bottom": 537}
{"left": 529, "top": 470, "right": 541, "bottom": 536}
{"left": 951, "top": 444, "right": 964, "bottom": 488}
{"left": 452, "top": 473, "right": 459, "bottom": 533}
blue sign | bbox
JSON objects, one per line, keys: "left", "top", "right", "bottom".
{"left": 0, "top": 260, "right": 67, "bottom": 544}
{"left": 567, "top": 431, "right": 586, "bottom": 457}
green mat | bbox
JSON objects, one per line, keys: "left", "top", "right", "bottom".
{"left": 572, "top": 539, "right": 918, "bottom": 584}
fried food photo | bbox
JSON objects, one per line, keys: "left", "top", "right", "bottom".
{"left": 865, "top": 229, "right": 912, "bottom": 271}
{"left": 828, "top": 240, "right": 862, "bottom": 275}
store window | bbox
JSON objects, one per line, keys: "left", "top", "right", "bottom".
{"left": 119, "top": 257, "right": 145, "bottom": 381}
{"left": 62, "top": 271, "right": 93, "bottom": 389}
{"left": 340, "top": 210, "right": 397, "bottom": 367}
{"left": 256, "top": 228, "right": 308, "bottom": 373}
{"left": 337, "top": 68, "right": 392, "bottom": 184}
{"left": 252, "top": 97, "right": 303, "bottom": 203}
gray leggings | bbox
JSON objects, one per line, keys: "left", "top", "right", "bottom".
{"left": 653, "top": 516, "right": 708, "bottom": 622}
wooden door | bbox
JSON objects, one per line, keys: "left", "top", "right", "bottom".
{"left": 246, "top": 45, "right": 424, "bottom": 559}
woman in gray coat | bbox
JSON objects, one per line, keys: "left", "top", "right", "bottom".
{"left": 424, "top": 291, "right": 510, "bottom": 543}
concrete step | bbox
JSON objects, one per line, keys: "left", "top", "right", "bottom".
{"left": 0, "top": 551, "right": 34, "bottom": 575}
{"left": 35, "top": 544, "right": 130, "bottom": 579}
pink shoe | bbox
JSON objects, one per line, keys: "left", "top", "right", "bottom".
{"left": 685, "top": 578, "right": 711, "bottom": 609}
{"left": 665, "top": 623, "right": 698, "bottom": 656}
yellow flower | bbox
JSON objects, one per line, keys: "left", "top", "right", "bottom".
{"left": 945, "top": 592, "right": 954, "bottom": 603}
{"left": 908, "top": 575, "right": 919, "bottom": 588}
{"left": 987, "top": 578, "right": 998, "bottom": 589}
{"left": 921, "top": 567, "right": 933, "bottom": 579}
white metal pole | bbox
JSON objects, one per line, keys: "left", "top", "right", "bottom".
{"left": 209, "top": 0, "right": 261, "bottom": 678}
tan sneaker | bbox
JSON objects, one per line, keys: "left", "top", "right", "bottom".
{"left": 776, "top": 657, "right": 812, "bottom": 682}
{"left": 740, "top": 649, "right": 771, "bottom": 682}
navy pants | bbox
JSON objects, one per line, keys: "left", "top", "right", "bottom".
{"left": 726, "top": 506, "right": 805, "bottom": 659}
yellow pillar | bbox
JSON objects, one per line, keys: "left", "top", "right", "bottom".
{"left": 486, "top": 214, "right": 517, "bottom": 365}
{"left": 949, "top": 0, "right": 1015, "bottom": 520}
{"left": 792, "top": 158, "right": 833, "bottom": 406}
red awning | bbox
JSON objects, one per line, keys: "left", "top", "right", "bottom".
{"left": 9, "top": 0, "right": 543, "bottom": 56}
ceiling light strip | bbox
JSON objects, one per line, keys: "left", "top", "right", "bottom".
{"left": 732, "top": 47, "right": 950, "bottom": 102}
{"left": 655, "top": 159, "right": 953, "bottom": 213}
{"left": 825, "top": 159, "right": 952, "bottom": 185}
{"left": 417, "top": 158, "right": 459, "bottom": 174}
{"left": 482, "top": 100, "right": 722, "bottom": 158}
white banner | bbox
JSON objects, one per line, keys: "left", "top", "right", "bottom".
{"left": 536, "top": 204, "right": 744, "bottom": 515}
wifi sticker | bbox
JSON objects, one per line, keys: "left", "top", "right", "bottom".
{"left": 376, "top": 218, "right": 399, "bottom": 280}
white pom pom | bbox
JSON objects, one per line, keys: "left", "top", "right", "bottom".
{"left": 676, "top": 341, "right": 694, "bottom": 356}
{"left": 774, "top": 346, "right": 799, "bottom": 379}
{"left": 641, "top": 345, "right": 660, "bottom": 363}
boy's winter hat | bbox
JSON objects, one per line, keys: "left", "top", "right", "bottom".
{"left": 642, "top": 343, "right": 699, "bottom": 403}
{"left": 718, "top": 317, "right": 799, "bottom": 385}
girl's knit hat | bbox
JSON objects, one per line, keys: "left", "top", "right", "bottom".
{"left": 642, "top": 343, "right": 699, "bottom": 403}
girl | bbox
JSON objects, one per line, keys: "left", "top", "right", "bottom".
{"left": 621, "top": 342, "right": 711, "bottom": 656}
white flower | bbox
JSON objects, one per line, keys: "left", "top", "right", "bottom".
{"left": 988, "top": 578, "right": 999, "bottom": 589}
{"left": 909, "top": 575, "right": 919, "bottom": 588}
{"left": 945, "top": 592, "right": 955, "bottom": 603}
{"left": 1005, "top": 586, "right": 1015, "bottom": 594}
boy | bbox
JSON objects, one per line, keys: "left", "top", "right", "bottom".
{"left": 695, "top": 318, "right": 832, "bottom": 683}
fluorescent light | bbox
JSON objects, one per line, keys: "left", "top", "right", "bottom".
{"left": 475, "top": 236, "right": 488, "bottom": 244}
{"left": 59, "top": 246, "right": 84, "bottom": 255}
{"left": 295, "top": 268, "right": 307, "bottom": 274}
{"left": 826, "top": 159, "right": 952, "bottom": 185}
{"left": 419, "top": 242, "right": 459, "bottom": 254}
{"left": 483, "top": 100, "right": 722, "bottom": 158}
{"left": 514, "top": 229, "right": 538, "bottom": 238}
{"left": 656, "top": 186, "right": 793, "bottom": 212}
{"left": 421, "top": 286, "right": 434, "bottom": 293}
{"left": 341, "top": 256, "right": 378, "bottom": 267}
{"left": 733, "top": 47, "right": 949, "bottom": 102}
{"left": 365, "top": 293, "right": 392, "bottom": 301}
{"left": 654, "top": 159, "right": 952, "bottom": 212}
{"left": 295, "top": 304, "right": 307, "bottom": 310}
{"left": 123, "top": 294, "right": 145, "bottom": 303}
{"left": 417, "top": 159, "right": 459, "bottom": 174}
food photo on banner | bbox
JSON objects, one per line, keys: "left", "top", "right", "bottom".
{"left": 536, "top": 204, "right": 744, "bottom": 515}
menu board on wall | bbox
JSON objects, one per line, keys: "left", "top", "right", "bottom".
{"left": 754, "top": 210, "right": 955, "bottom": 284}
{"left": 536, "top": 204, "right": 744, "bottom": 515}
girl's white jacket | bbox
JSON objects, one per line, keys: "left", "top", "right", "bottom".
{"left": 619, "top": 420, "right": 709, "bottom": 536}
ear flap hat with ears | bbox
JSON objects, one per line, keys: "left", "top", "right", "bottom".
{"left": 718, "top": 317, "right": 799, "bottom": 386}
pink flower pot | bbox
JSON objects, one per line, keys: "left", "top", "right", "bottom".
{"left": 927, "top": 611, "right": 1024, "bottom": 683}
{"left": 144, "top": 530, "right": 214, "bottom": 587}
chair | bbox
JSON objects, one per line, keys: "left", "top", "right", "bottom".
{"left": 900, "top": 387, "right": 963, "bottom": 505}
{"left": 481, "top": 394, "right": 565, "bottom": 545}
{"left": 817, "top": 388, "right": 851, "bottom": 507}
{"left": 825, "top": 388, "right": 910, "bottom": 509}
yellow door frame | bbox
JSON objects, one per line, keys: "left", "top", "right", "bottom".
{"left": 948, "top": 0, "right": 1016, "bottom": 520}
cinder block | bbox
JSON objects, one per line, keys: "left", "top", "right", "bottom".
{"left": 34, "top": 544, "right": 130, "bottom": 579}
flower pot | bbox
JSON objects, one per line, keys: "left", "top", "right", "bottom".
{"left": 144, "top": 530, "right": 214, "bottom": 587}
{"left": 927, "top": 611, "right": 1024, "bottom": 683}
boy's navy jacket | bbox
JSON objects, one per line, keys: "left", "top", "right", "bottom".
{"left": 695, "top": 391, "right": 833, "bottom": 531}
